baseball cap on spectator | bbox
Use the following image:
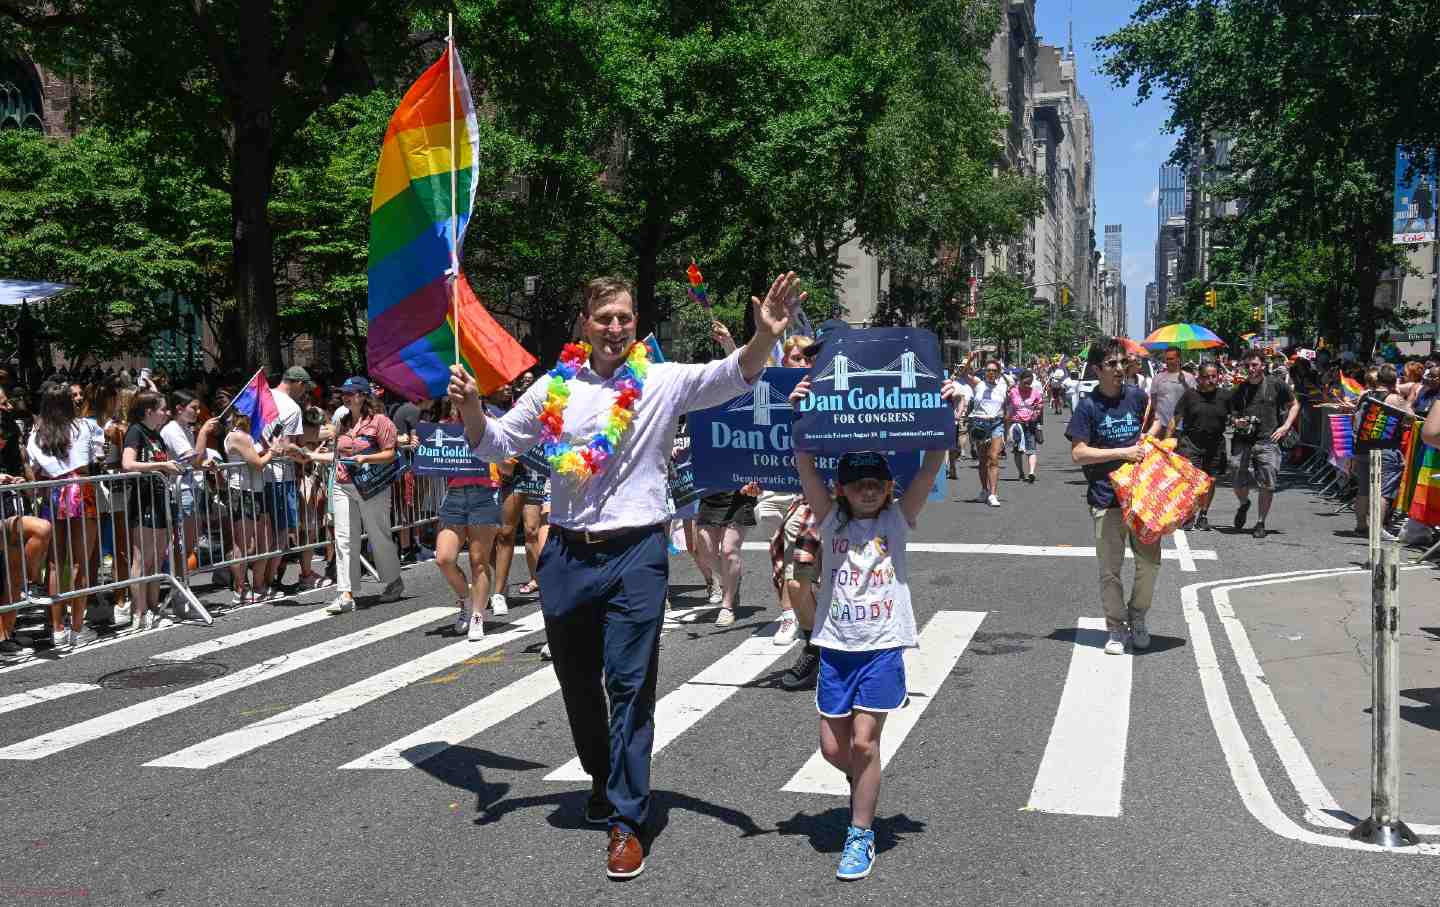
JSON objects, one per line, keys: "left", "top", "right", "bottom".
{"left": 802, "top": 318, "right": 851, "bottom": 358}
{"left": 837, "top": 451, "right": 892, "bottom": 485}
{"left": 282, "top": 366, "right": 312, "bottom": 385}
{"left": 339, "top": 376, "right": 372, "bottom": 395}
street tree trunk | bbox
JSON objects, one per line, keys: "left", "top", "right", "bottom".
{"left": 232, "top": 123, "right": 283, "bottom": 373}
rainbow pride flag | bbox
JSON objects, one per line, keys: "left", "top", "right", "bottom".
{"left": 1336, "top": 374, "right": 1363, "bottom": 403}
{"left": 366, "top": 43, "right": 534, "bottom": 401}
{"left": 1409, "top": 442, "right": 1440, "bottom": 526}
{"left": 1328, "top": 414, "right": 1355, "bottom": 462}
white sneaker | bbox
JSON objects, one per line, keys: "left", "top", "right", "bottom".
{"left": 987, "top": 494, "right": 1001, "bottom": 507}
{"left": 52, "top": 627, "right": 73, "bottom": 650}
{"left": 539, "top": 642, "right": 552, "bottom": 660}
{"left": 774, "top": 614, "right": 799, "bottom": 646}
{"left": 326, "top": 594, "right": 355, "bottom": 615}
{"left": 489, "top": 593, "right": 508, "bottom": 616}
{"left": 378, "top": 579, "right": 404, "bottom": 603}
{"left": 453, "top": 602, "right": 470, "bottom": 636}
{"left": 707, "top": 582, "right": 723, "bottom": 606}
{"left": 232, "top": 590, "right": 247, "bottom": 608}
{"left": 1104, "top": 630, "right": 1128, "bottom": 655}
{"left": 1129, "top": 612, "right": 1151, "bottom": 650}
{"left": 715, "top": 608, "right": 735, "bottom": 627}
{"left": 467, "top": 611, "right": 485, "bottom": 641}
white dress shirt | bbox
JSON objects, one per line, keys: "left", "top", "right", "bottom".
{"left": 471, "top": 349, "right": 756, "bottom": 532}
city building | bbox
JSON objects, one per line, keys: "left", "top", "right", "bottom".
{"left": 1154, "top": 164, "right": 1187, "bottom": 327}
{"left": 1144, "top": 282, "right": 1160, "bottom": 335}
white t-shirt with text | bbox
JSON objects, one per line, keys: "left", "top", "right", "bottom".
{"left": 811, "top": 505, "right": 917, "bottom": 652}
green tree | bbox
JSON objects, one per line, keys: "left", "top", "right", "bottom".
{"left": 0, "top": 127, "right": 230, "bottom": 369}
{"left": 971, "top": 272, "right": 1046, "bottom": 362}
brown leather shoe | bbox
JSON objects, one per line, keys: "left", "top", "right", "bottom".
{"left": 606, "top": 827, "right": 645, "bottom": 879}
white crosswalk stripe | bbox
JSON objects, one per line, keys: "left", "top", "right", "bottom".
{"left": 0, "top": 607, "right": 453, "bottom": 761}
{"left": 0, "top": 682, "right": 101, "bottom": 716}
{"left": 545, "top": 619, "right": 799, "bottom": 781}
{"left": 782, "top": 610, "right": 986, "bottom": 795}
{"left": 1025, "top": 617, "right": 1133, "bottom": 817}
{"left": 145, "top": 612, "right": 548, "bottom": 769}
{"left": 152, "top": 605, "right": 336, "bottom": 662}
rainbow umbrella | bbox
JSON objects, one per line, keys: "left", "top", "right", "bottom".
{"left": 1142, "top": 323, "right": 1226, "bottom": 351}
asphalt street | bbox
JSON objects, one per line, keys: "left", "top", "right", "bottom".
{"left": 2, "top": 433, "right": 1439, "bottom": 906}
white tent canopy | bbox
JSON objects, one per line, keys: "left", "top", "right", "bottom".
{"left": 0, "top": 280, "right": 71, "bottom": 306}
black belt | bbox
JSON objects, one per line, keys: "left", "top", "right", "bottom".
{"left": 557, "top": 523, "right": 662, "bottom": 547}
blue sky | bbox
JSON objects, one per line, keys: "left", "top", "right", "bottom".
{"left": 1034, "top": 1, "right": 1172, "bottom": 338}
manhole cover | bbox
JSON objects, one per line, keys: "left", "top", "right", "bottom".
{"left": 97, "top": 662, "right": 228, "bottom": 690}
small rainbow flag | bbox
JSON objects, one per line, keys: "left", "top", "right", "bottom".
{"left": 686, "top": 261, "right": 711, "bottom": 308}
{"left": 1337, "top": 374, "right": 1364, "bottom": 403}
{"left": 366, "top": 42, "right": 535, "bottom": 401}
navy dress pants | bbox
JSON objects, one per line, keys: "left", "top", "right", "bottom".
{"left": 536, "top": 524, "right": 667, "bottom": 834}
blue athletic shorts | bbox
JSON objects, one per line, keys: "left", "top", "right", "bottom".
{"left": 816, "top": 646, "right": 908, "bottom": 717}
{"left": 263, "top": 480, "right": 299, "bottom": 531}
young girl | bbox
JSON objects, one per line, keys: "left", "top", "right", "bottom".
{"left": 790, "top": 376, "right": 952, "bottom": 881}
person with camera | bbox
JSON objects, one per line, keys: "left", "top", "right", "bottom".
{"left": 1172, "top": 362, "right": 1231, "bottom": 530}
{"left": 1228, "top": 349, "right": 1299, "bottom": 539}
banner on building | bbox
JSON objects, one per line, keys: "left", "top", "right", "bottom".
{"left": 1393, "top": 146, "right": 1437, "bottom": 244}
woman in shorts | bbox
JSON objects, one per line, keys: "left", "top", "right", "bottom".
{"left": 222, "top": 412, "right": 275, "bottom": 605}
{"left": 27, "top": 381, "right": 100, "bottom": 649}
{"left": 122, "top": 392, "right": 183, "bottom": 631}
{"left": 435, "top": 397, "right": 505, "bottom": 640}
{"left": 513, "top": 451, "right": 550, "bottom": 598}
{"left": 695, "top": 484, "right": 759, "bottom": 626}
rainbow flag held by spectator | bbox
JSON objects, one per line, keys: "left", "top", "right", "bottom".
{"left": 1336, "top": 374, "right": 1364, "bottom": 403}
{"left": 1395, "top": 426, "right": 1423, "bottom": 516}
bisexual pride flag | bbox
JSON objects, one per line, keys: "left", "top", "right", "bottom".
{"left": 231, "top": 368, "right": 280, "bottom": 443}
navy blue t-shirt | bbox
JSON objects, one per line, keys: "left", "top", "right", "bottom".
{"left": 1065, "top": 384, "right": 1148, "bottom": 509}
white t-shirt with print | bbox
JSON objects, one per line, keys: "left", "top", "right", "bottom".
{"left": 969, "top": 378, "right": 1008, "bottom": 419}
{"left": 811, "top": 505, "right": 917, "bottom": 652}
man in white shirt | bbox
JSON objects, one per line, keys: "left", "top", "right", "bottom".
{"left": 261, "top": 366, "right": 311, "bottom": 595}
{"left": 449, "top": 272, "right": 798, "bottom": 880}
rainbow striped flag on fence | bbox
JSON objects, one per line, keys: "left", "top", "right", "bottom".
{"left": 366, "top": 41, "right": 534, "bottom": 401}
{"left": 1409, "top": 442, "right": 1440, "bottom": 526}
{"left": 1328, "top": 413, "right": 1355, "bottom": 462}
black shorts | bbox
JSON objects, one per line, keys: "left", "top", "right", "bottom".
{"left": 1179, "top": 437, "right": 1228, "bottom": 477}
{"left": 128, "top": 482, "right": 170, "bottom": 530}
{"left": 697, "top": 491, "right": 757, "bottom": 528}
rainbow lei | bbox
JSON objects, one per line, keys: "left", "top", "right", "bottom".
{"left": 540, "top": 341, "right": 650, "bottom": 480}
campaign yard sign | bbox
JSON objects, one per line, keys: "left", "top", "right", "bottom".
{"left": 688, "top": 367, "right": 943, "bottom": 497}
{"left": 412, "top": 421, "right": 489, "bottom": 476}
{"left": 791, "top": 327, "right": 954, "bottom": 454}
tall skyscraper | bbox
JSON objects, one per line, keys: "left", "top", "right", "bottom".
{"left": 1104, "top": 225, "right": 1122, "bottom": 278}
{"left": 1158, "top": 164, "right": 1186, "bottom": 227}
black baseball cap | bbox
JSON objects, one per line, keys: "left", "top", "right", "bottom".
{"left": 802, "top": 318, "right": 852, "bottom": 358}
{"left": 837, "top": 451, "right": 892, "bottom": 484}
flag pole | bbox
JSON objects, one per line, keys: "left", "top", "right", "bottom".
{"left": 447, "top": 13, "right": 461, "bottom": 367}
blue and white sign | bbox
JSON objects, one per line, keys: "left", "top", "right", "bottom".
{"left": 688, "top": 368, "right": 943, "bottom": 497}
{"left": 792, "top": 327, "right": 954, "bottom": 454}
{"left": 412, "top": 421, "right": 489, "bottom": 476}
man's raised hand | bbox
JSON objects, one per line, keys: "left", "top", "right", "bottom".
{"left": 753, "top": 271, "right": 804, "bottom": 340}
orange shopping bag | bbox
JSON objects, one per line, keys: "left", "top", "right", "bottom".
{"left": 1110, "top": 437, "right": 1213, "bottom": 545}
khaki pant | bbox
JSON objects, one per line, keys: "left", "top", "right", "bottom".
{"left": 1091, "top": 506, "right": 1161, "bottom": 631}
{"left": 334, "top": 482, "right": 402, "bottom": 595}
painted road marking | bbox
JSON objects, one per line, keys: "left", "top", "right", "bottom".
{"left": 1182, "top": 570, "right": 1440, "bottom": 855}
{"left": 740, "top": 541, "right": 1214, "bottom": 567}
{"left": 0, "top": 682, "right": 101, "bottom": 717}
{"left": 0, "top": 607, "right": 453, "bottom": 761}
{"left": 342, "top": 666, "right": 560, "bottom": 770}
{"left": 1172, "top": 529, "right": 1197, "bottom": 573}
{"left": 783, "top": 610, "right": 986, "bottom": 796}
{"left": 153, "top": 605, "right": 335, "bottom": 662}
{"left": 1025, "top": 617, "right": 1133, "bottom": 817}
{"left": 546, "top": 620, "right": 799, "bottom": 781}
{"left": 145, "top": 612, "right": 548, "bottom": 769}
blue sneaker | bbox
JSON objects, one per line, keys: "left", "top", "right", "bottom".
{"left": 836, "top": 825, "right": 875, "bottom": 880}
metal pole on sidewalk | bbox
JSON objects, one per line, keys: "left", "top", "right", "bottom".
{"left": 1351, "top": 454, "right": 1417, "bottom": 846}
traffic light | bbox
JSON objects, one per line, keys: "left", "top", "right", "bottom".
{"left": 1061, "top": 286, "right": 1071, "bottom": 308}
{"left": 1204, "top": 288, "right": 1217, "bottom": 308}
{"left": 1252, "top": 305, "right": 1263, "bottom": 321}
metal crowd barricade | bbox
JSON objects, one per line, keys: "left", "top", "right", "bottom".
{"left": 177, "top": 452, "right": 444, "bottom": 601}
{"left": 0, "top": 470, "right": 207, "bottom": 624}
